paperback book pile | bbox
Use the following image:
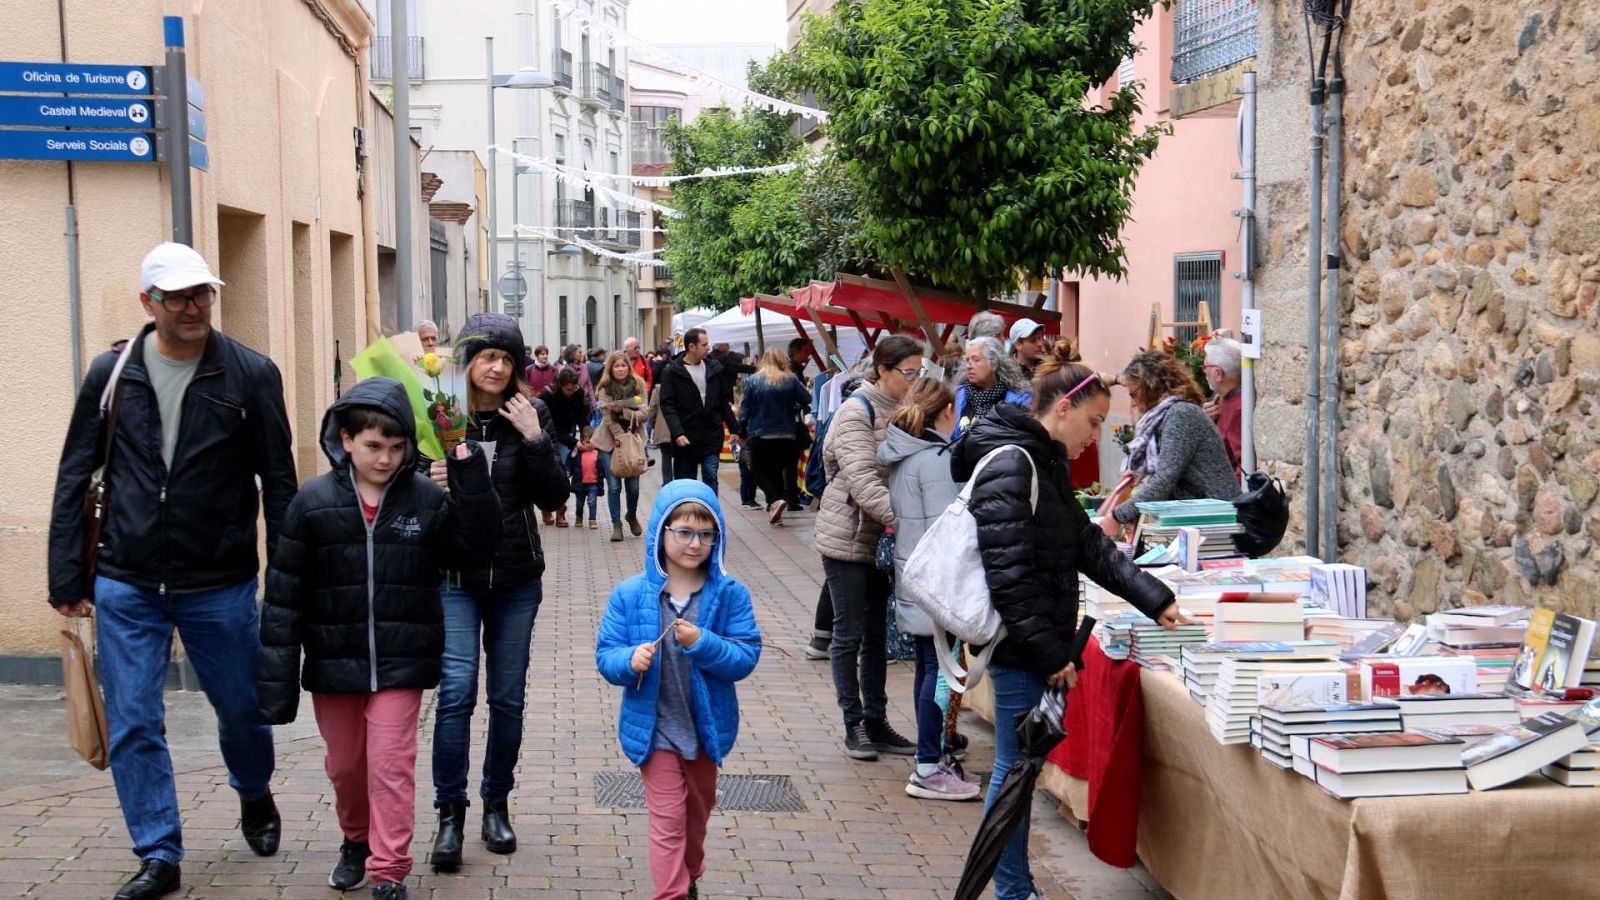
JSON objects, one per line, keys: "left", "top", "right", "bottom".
{"left": 1129, "top": 621, "right": 1209, "bottom": 670}
{"left": 1359, "top": 656, "right": 1479, "bottom": 700}
{"left": 1431, "top": 605, "right": 1530, "bottom": 649}
{"left": 1180, "top": 641, "right": 1341, "bottom": 703}
{"left": 1306, "top": 732, "right": 1470, "bottom": 798}
{"left": 1376, "top": 693, "right": 1522, "bottom": 729}
{"left": 1206, "top": 656, "right": 1349, "bottom": 745}
{"left": 1213, "top": 593, "right": 1305, "bottom": 644}
{"left": 1310, "top": 564, "right": 1368, "bottom": 618}
{"left": 1306, "top": 616, "right": 1398, "bottom": 651}
{"left": 1512, "top": 608, "right": 1597, "bottom": 692}
{"left": 1584, "top": 659, "right": 1600, "bottom": 690}
{"left": 1511, "top": 690, "right": 1597, "bottom": 720}
{"left": 1251, "top": 703, "right": 1402, "bottom": 769}
{"left": 1542, "top": 740, "right": 1600, "bottom": 787}
{"left": 1463, "top": 697, "right": 1600, "bottom": 790}
{"left": 1134, "top": 499, "right": 1242, "bottom": 564}
{"left": 1094, "top": 612, "right": 1143, "bottom": 661}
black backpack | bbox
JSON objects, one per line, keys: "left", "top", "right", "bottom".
{"left": 1232, "top": 472, "right": 1290, "bottom": 558}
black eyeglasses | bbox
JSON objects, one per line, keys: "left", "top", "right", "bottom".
{"left": 149, "top": 286, "right": 217, "bottom": 312}
{"left": 665, "top": 527, "right": 718, "bottom": 547}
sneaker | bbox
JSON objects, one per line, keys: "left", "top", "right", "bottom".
{"left": 767, "top": 499, "right": 787, "bottom": 526}
{"left": 740, "top": 502, "right": 762, "bottom": 510}
{"left": 864, "top": 719, "right": 916, "bottom": 756}
{"left": 804, "top": 632, "right": 831, "bottom": 660}
{"left": 906, "top": 764, "right": 982, "bottom": 801}
{"left": 844, "top": 720, "right": 878, "bottom": 761}
{"left": 329, "top": 839, "right": 371, "bottom": 890}
{"left": 371, "top": 882, "right": 407, "bottom": 900}
{"left": 946, "top": 731, "right": 969, "bottom": 761}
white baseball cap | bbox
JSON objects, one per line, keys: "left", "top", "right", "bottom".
{"left": 140, "top": 242, "right": 225, "bottom": 292}
{"left": 1008, "top": 317, "right": 1045, "bottom": 344}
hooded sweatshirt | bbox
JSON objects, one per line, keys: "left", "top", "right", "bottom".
{"left": 595, "top": 480, "right": 762, "bottom": 766}
{"left": 257, "top": 377, "right": 503, "bottom": 724}
{"left": 876, "top": 425, "right": 961, "bottom": 636}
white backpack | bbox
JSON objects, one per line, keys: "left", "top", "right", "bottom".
{"left": 899, "top": 444, "right": 1037, "bottom": 693}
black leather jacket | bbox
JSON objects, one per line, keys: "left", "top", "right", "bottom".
{"left": 48, "top": 324, "right": 297, "bottom": 604}
{"left": 952, "top": 404, "right": 1173, "bottom": 675}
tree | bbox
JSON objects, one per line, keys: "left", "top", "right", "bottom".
{"left": 793, "top": 0, "right": 1168, "bottom": 296}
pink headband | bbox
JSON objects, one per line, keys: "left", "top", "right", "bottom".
{"left": 1063, "top": 373, "right": 1100, "bottom": 400}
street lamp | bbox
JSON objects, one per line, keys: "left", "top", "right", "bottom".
{"left": 485, "top": 36, "right": 554, "bottom": 309}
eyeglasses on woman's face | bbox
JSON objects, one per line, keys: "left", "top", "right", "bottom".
{"left": 893, "top": 365, "right": 925, "bottom": 382}
{"left": 665, "top": 526, "right": 718, "bottom": 547}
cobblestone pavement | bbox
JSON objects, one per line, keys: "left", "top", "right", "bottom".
{"left": 0, "top": 474, "right": 1168, "bottom": 899}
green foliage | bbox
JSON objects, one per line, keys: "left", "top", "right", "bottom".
{"left": 792, "top": 0, "right": 1170, "bottom": 296}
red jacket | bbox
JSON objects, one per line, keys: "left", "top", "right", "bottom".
{"left": 1214, "top": 388, "right": 1243, "bottom": 472}
{"left": 628, "top": 354, "right": 653, "bottom": 391}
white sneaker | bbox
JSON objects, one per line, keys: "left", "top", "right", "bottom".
{"left": 905, "top": 764, "right": 982, "bottom": 801}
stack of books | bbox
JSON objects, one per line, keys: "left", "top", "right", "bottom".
{"left": 1511, "top": 690, "right": 1596, "bottom": 719}
{"left": 1214, "top": 593, "right": 1305, "bottom": 643}
{"left": 1306, "top": 733, "right": 1470, "bottom": 798}
{"left": 1582, "top": 659, "right": 1600, "bottom": 690}
{"left": 1129, "top": 621, "right": 1209, "bottom": 670}
{"left": 1094, "top": 612, "right": 1143, "bottom": 662}
{"left": 1180, "top": 641, "right": 1340, "bottom": 704}
{"left": 1252, "top": 703, "right": 1403, "bottom": 769}
{"left": 1431, "top": 605, "right": 1529, "bottom": 648}
{"left": 1542, "top": 740, "right": 1600, "bottom": 786}
{"left": 1244, "top": 556, "right": 1323, "bottom": 599}
{"left": 1134, "top": 499, "right": 1243, "bottom": 564}
{"left": 1512, "top": 608, "right": 1598, "bottom": 692}
{"left": 1206, "top": 656, "right": 1349, "bottom": 745}
{"left": 1306, "top": 615, "right": 1398, "bottom": 650}
{"left": 1376, "top": 693, "right": 1522, "bottom": 729}
{"left": 1310, "top": 563, "right": 1368, "bottom": 618}
{"left": 1358, "top": 656, "right": 1479, "bottom": 700}
{"left": 1464, "top": 697, "right": 1600, "bottom": 790}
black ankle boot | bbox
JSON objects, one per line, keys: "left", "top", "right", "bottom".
{"left": 239, "top": 792, "right": 281, "bottom": 857}
{"left": 430, "top": 802, "right": 466, "bottom": 871}
{"left": 482, "top": 798, "right": 516, "bottom": 854}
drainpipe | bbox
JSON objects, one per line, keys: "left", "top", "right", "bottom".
{"left": 358, "top": 55, "right": 381, "bottom": 341}
{"left": 1320, "top": 17, "right": 1348, "bottom": 562}
{"left": 1237, "top": 70, "right": 1257, "bottom": 476}
{"left": 1304, "top": 43, "right": 1328, "bottom": 559}
{"left": 59, "top": 1, "right": 83, "bottom": 386}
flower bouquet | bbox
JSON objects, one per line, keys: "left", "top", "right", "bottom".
{"left": 420, "top": 351, "right": 469, "bottom": 454}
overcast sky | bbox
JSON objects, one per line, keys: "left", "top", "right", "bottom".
{"left": 629, "top": 0, "right": 786, "bottom": 48}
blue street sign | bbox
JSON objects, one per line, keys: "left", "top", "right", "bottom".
{"left": 187, "top": 104, "right": 205, "bottom": 141}
{"left": 0, "top": 61, "right": 152, "bottom": 95}
{"left": 0, "top": 95, "right": 151, "bottom": 129}
{"left": 186, "top": 76, "right": 204, "bottom": 111}
{"left": 0, "top": 129, "right": 154, "bottom": 162}
{"left": 188, "top": 137, "right": 208, "bottom": 172}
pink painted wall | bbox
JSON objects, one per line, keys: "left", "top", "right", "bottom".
{"left": 1073, "top": 12, "right": 1245, "bottom": 472}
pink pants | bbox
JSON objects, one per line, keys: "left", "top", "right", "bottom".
{"left": 312, "top": 689, "right": 423, "bottom": 886}
{"left": 639, "top": 750, "right": 719, "bottom": 900}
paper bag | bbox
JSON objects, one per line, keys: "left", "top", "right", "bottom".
{"left": 60, "top": 619, "right": 110, "bottom": 770}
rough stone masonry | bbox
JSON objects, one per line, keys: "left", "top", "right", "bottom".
{"left": 1252, "top": 1, "right": 1600, "bottom": 619}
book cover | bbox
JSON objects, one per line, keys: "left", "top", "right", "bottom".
{"left": 1537, "top": 614, "right": 1596, "bottom": 690}
{"left": 1257, "top": 672, "right": 1349, "bottom": 708}
{"left": 1512, "top": 608, "right": 1557, "bottom": 691}
{"left": 1361, "top": 657, "right": 1478, "bottom": 700}
{"left": 1313, "top": 731, "right": 1457, "bottom": 751}
{"left": 1433, "top": 605, "right": 1530, "bottom": 627}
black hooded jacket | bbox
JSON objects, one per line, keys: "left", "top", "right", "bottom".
{"left": 446, "top": 312, "right": 571, "bottom": 590}
{"left": 952, "top": 404, "right": 1173, "bottom": 675}
{"left": 258, "top": 378, "right": 502, "bottom": 723}
{"left": 658, "top": 352, "right": 741, "bottom": 457}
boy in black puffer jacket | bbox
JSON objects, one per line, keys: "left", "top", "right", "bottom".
{"left": 258, "top": 377, "right": 501, "bottom": 900}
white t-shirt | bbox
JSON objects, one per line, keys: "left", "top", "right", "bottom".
{"left": 685, "top": 360, "right": 707, "bottom": 403}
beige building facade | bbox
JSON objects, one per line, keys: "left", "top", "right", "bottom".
{"left": 0, "top": 0, "right": 432, "bottom": 670}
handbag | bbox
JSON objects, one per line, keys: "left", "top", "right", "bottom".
{"left": 83, "top": 338, "right": 138, "bottom": 594}
{"left": 610, "top": 424, "right": 648, "bottom": 478}
{"left": 899, "top": 444, "right": 1038, "bottom": 693}
{"left": 61, "top": 618, "right": 110, "bottom": 770}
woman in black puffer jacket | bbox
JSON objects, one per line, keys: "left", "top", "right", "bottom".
{"left": 424, "top": 314, "right": 570, "bottom": 871}
{"left": 951, "top": 343, "right": 1180, "bottom": 900}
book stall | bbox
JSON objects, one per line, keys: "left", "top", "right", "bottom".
{"left": 966, "top": 499, "right": 1600, "bottom": 899}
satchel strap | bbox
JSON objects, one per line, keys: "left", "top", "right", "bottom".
{"left": 95, "top": 338, "right": 139, "bottom": 472}
{"left": 955, "top": 444, "right": 1038, "bottom": 512}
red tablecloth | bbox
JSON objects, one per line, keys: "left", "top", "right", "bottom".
{"left": 1045, "top": 635, "right": 1144, "bottom": 867}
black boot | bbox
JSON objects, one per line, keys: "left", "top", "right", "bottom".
{"left": 240, "top": 792, "right": 281, "bottom": 856}
{"left": 114, "top": 859, "right": 180, "bottom": 900}
{"left": 482, "top": 798, "right": 517, "bottom": 854}
{"left": 430, "top": 802, "right": 466, "bottom": 871}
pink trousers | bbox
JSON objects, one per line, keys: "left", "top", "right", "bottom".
{"left": 639, "top": 750, "right": 719, "bottom": 900}
{"left": 312, "top": 689, "right": 423, "bottom": 886}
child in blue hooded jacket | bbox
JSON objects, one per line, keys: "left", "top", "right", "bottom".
{"left": 596, "top": 480, "right": 761, "bottom": 900}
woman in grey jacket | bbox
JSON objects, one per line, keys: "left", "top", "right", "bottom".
{"left": 875, "top": 378, "right": 981, "bottom": 802}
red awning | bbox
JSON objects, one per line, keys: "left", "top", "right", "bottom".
{"left": 739, "top": 293, "right": 858, "bottom": 329}
{"left": 792, "top": 275, "right": 1060, "bottom": 334}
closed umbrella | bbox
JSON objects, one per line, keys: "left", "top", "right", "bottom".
{"left": 954, "top": 618, "right": 1095, "bottom": 900}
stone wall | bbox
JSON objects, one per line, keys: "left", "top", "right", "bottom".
{"left": 1252, "top": 1, "right": 1600, "bottom": 619}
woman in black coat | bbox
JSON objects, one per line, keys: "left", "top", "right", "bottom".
{"left": 426, "top": 314, "right": 570, "bottom": 871}
{"left": 950, "top": 343, "right": 1181, "bottom": 900}
{"left": 538, "top": 367, "right": 590, "bottom": 528}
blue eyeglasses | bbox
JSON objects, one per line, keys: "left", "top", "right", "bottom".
{"left": 665, "top": 527, "right": 718, "bottom": 547}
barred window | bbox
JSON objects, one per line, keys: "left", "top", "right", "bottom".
{"left": 1174, "top": 252, "right": 1223, "bottom": 343}
{"left": 1171, "top": 0, "right": 1258, "bottom": 84}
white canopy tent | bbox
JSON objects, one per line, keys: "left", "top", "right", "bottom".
{"left": 699, "top": 305, "right": 870, "bottom": 372}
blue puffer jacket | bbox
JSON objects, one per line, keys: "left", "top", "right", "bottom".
{"left": 596, "top": 480, "right": 762, "bottom": 766}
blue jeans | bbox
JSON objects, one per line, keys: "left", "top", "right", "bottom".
{"left": 580, "top": 483, "right": 600, "bottom": 518}
{"left": 985, "top": 664, "right": 1047, "bottom": 900}
{"left": 599, "top": 450, "right": 640, "bottom": 522}
{"left": 912, "top": 637, "right": 943, "bottom": 764}
{"left": 669, "top": 446, "right": 720, "bottom": 491}
{"left": 432, "top": 579, "right": 543, "bottom": 806}
{"left": 94, "top": 576, "right": 274, "bottom": 865}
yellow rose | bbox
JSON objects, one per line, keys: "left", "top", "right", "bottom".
{"left": 422, "top": 352, "right": 443, "bottom": 377}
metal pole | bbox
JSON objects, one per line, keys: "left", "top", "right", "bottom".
{"left": 511, "top": 139, "right": 520, "bottom": 315}
{"left": 391, "top": 0, "right": 413, "bottom": 331}
{"left": 163, "top": 16, "right": 192, "bottom": 244}
{"left": 66, "top": 203, "right": 83, "bottom": 386}
{"left": 1320, "top": 64, "right": 1345, "bottom": 561}
{"left": 1238, "top": 71, "right": 1257, "bottom": 476}
{"left": 485, "top": 37, "right": 498, "bottom": 303}
{"left": 1304, "top": 67, "right": 1326, "bottom": 559}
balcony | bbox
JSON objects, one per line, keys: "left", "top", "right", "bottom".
{"left": 371, "top": 35, "right": 425, "bottom": 83}
{"left": 1170, "top": 0, "right": 1257, "bottom": 84}
{"left": 595, "top": 207, "right": 615, "bottom": 245}
{"left": 581, "top": 62, "right": 613, "bottom": 108}
{"left": 552, "top": 49, "right": 573, "bottom": 91}
{"left": 610, "top": 75, "right": 626, "bottom": 114}
{"left": 653, "top": 262, "right": 673, "bottom": 286}
{"left": 557, "top": 199, "right": 594, "bottom": 231}
{"left": 617, "top": 211, "right": 643, "bottom": 247}
{"left": 631, "top": 124, "right": 671, "bottom": 166}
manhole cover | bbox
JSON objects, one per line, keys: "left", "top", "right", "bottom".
{"left": 594, "top": 771, "right": 808, "bottom": 812}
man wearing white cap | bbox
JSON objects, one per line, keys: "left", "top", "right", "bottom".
{"left": 1007, "top": 317, "right": 1047, "bottom": 378}
{"left": 48, "top": 242, "right": 297, "bottom": 900}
